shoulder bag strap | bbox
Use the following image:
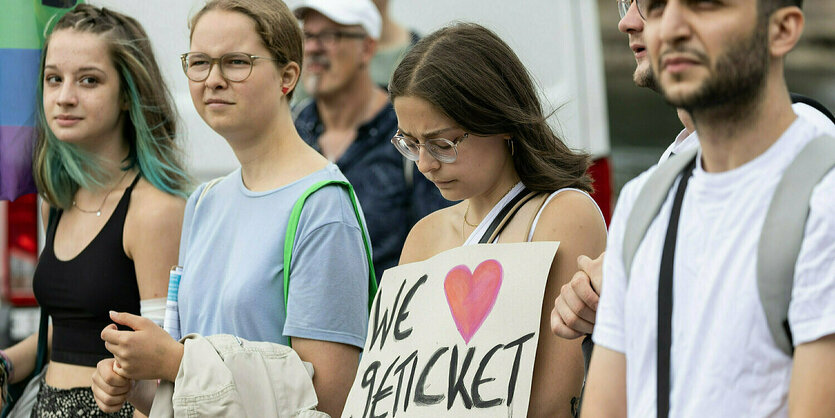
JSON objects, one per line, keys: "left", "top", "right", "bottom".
{"left": 757, "top": 134, "right": 835, "bottom": 356}
{"left": 657, "top": 157, "right": 696, "bottom": 418}
{"left": 478, "top": 188, "right": 535, "bottom": 244}
{"left": 194, "top": 176, "right": 226, "bottom": 211}
{"left": 623, "top": 147, "right": 699, "bottom": 281}
{"left": 283, "top": 180, "right": 378, "bottom": 319}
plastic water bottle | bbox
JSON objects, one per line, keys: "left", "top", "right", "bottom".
{"left": 163, "top": 266, "right": 183, "bottom": 340}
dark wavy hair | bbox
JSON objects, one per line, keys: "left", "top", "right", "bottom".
{"left": 35, "top": 4, "right": 190, "bottom": 208}
{"left": 389, "top": 23, "right": 591, "bottom": 194}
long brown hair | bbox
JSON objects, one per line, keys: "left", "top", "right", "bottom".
{"left": 389, "top": 22, "right": 591, "bottom": 193}
{"left": 189, "top": 0, "right": 303, "bottom": 100}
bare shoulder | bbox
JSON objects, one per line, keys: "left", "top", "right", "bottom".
{"left": 126, "top": 178, "right": 186, "bottom": 233}
{"left": 399, "top": 203, "right": 463, "bottom": 265}
{"left": 532, "top": 189, "right": 606, "bottom": 247}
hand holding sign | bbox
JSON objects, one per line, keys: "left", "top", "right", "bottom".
{"left": 343, "top": 241, "right": 559, "bottom": 418}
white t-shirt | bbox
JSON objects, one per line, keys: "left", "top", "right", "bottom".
{"left": 593, "top": 117, "right": 835, "bottom": 417}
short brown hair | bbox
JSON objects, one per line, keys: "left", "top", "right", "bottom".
{"left": 190, "top": 0, "right": 303, "bottom": 99}
{"left": 390, "top": 23, "right": 591, "bottom": 194}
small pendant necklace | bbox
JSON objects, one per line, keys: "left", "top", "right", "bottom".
{"left": 461, "top": 182, "right": 519, "bottom": 240}
{"left": 73, "top": 170, "right": 130, "bottom": 217}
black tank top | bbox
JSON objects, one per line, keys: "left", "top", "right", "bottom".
{"left": 33, "top": 175, "right": 142, "bottom": 367}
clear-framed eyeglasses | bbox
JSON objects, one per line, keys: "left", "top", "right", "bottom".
{"left": 391, "top": 132, "right": 469, "bottom": 164}
{"left": 180, "top": 52, "right": 278, "bottom": 82}
{"left": 616, "top": 0, "right": 645, "bottom": 19}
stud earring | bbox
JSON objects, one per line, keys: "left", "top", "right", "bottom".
{"left": 281, "top": 86, "right": 289, "bottom": 95}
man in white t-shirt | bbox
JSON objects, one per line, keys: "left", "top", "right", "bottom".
{"left": 550, "top": 0, "right": 835, "bottom": 342}
{"left": 582, "top": 0, "right": 835, "bottom": 416}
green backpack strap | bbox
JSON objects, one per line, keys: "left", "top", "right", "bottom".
{"left": 283, "top": 180, "right": 378, "bottom": 319}
{"left": 622, "top": 146, "right": 699, "bottom": 276}
{"left": 757, "top": 134, "right": 835, "bottom": 356}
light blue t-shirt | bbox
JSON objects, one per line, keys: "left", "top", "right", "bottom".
{"left": 177, "top": 164, "right": 370, "bottom": 348}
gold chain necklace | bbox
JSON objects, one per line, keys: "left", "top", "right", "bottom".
{"left": 461, "top": 182, "right": 519, "bottom": 240}
{"left": 72, "top": 170, "right": 130, "bottom": 217}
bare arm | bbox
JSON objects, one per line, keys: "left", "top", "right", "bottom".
{"left": 528, "top": 191, "right": 607, "bottom": 417}
{"left": 124, "top": 182, "right": 185, "bottom": 301}
{"left": 291, "top": 337, "right": 360, "bottom": 417}
{"left": 93, "top": 184, "right": 184, "bottom": 413}
{"left": 3, "top": 331, "right": 41, "bottom": 384}
{"left": 581, "top": 345, "right": 627, "bottom": 418}
{"left": 788, "top": 333, "right": 835, "bottom": 417}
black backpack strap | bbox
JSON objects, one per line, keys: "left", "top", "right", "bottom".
{"left": 623, "top": 147, "right": 700, "bottom": 277}
{"left": 656, "top": 158, "right": 697, "bottom": 418}
{"left": 790, "top": 93, "right": 835, "bottom": 125}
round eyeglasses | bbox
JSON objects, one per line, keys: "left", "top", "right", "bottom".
{"left": 391, "top": 132, "right": 469, "bottom": 164}
{"left": 180, "top": 52, "right": 278, "bottom": 82}
{"left": 616, "top": 0, "right": 645, "bottom": 20}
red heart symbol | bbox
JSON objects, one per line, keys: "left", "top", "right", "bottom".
{"left": 444, "top": 259, "right": 503, "bottom": 344}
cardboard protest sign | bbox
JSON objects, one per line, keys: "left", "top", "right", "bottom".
{"left": 343, "top": 241, "right": 559, "bottom": 418}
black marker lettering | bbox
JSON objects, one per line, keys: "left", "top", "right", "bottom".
{"left": 504, "top": 332, "right": 535, "bottom": 406}
{"left": 414, "top": 347, "right": 448, "bottom": 406}
{"left": 394, "top": 275, "right": 427, "bottom": 341}
{"left": 447, "top": 345, "right": 475, "bottom": 410}
{"left": 472, "top": 343, "right": 504, "bottom": 408}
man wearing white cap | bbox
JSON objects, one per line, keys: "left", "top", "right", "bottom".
{"left": 294, "top": 0, "right": 451, "bottom": 283}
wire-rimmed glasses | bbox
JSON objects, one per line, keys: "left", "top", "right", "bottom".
{"left": 391, "top": 132, "right": 470, "bottom": 164}
{"left": 180, "top": 52, "right": 278, "bottom": 82}
{"left": 617, "top": 0, "right": 645, "bottom": 19}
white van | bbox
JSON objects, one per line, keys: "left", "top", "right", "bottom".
{"left": 1, "top": 0, "right": 612, "bottom": 342}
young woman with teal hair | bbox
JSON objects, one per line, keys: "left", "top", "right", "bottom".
{"left": 0, "top": 4, "right": 189, "bottom": 416}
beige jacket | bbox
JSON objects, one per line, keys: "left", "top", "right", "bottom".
{"left": 149, "top": 334, "right": 329, "bottom": 418}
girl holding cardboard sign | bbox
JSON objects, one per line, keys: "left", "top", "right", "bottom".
{"left": 390, "top": 23, "right": 607, "bottom": 417}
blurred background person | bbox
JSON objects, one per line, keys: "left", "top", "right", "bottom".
{"left": 293, "top": 0, "right": 450, "bottom": 282}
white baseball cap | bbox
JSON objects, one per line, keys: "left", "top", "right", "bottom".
{"left": 293, "top": 0, "right": 382, "bottom": 40}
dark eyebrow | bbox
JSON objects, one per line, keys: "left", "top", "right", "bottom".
{"left": 43, "top": 65, "right": 107, "bottom": 76}
{"left": 397, "top": 126, "right": 457, "bottom": 139}
{"left": 77, "top": 67, "right": 106, "bottom": 75}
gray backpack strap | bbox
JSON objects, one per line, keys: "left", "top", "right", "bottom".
{"left": 758, "top": 134, "right": 835, "bottom": 356}
{"left": 622, "top": 146, "right": 699, "bottom": 278}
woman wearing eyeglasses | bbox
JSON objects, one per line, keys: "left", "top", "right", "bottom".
{"left": 91, "top": 1, "right": 371, "bottom": 416}
{"left": 390, "top": 23, "right": 607, "bottom": 417}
